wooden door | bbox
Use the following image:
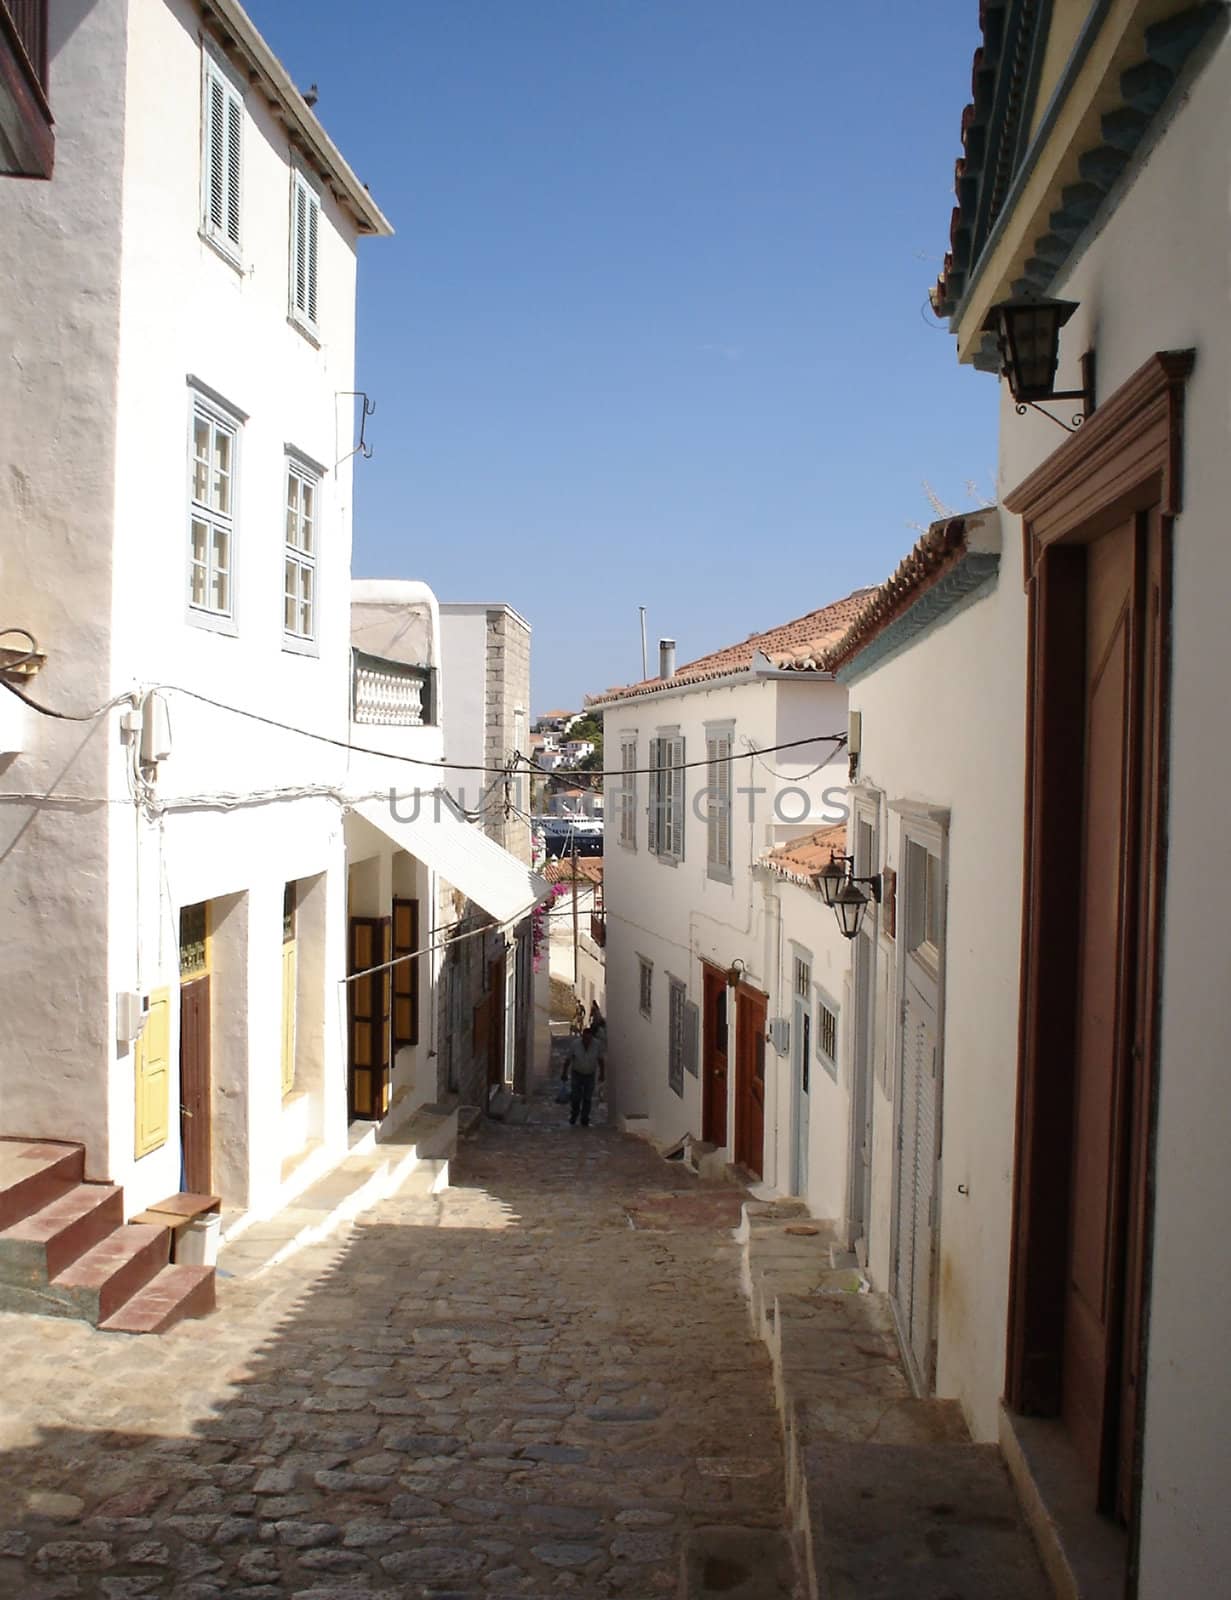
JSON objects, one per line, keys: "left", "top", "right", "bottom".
{"left": 392, "top": 897, "right": 420, "bottom": 1052}
{"left": 701, "top": 963, "right": 729, "bottom": 1147}
{"left": 1063, "top": 515, "right": 1159, "bottom": 1508}
{"left": 791, "top": 954, "right": 812, "bottom": 1196}
{"left": 734, "top": 984, "right": 767, "bottom": 1178}
{"left": 135, "top": 988, "right": 171, "bottom": 1159}
{"left": 180, "top": 977, "right": 212, "bottom": 1191}
{"left": 486, "top": 955, "right": 505, "bottom": 1092}
{"left": 348, "top": 916, "right": 391, "bottom": 1119}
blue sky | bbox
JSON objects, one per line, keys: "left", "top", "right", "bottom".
{"left": 246, "top": 1, "right": 996, "bottom": 710}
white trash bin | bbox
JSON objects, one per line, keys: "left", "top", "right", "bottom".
{"left": 177, "top": 1212, "right": 220, "bottom": 1267}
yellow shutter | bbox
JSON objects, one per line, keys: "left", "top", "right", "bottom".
{"left": 134, "top": 988, "right": 171, "bottom": 1158}
{"left": 281, "top": 941, "right": 297, "bottom": 1097}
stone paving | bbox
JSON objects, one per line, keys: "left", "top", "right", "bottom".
{"left": 0, "top": 1092, "right": 787, "bottom": 1599}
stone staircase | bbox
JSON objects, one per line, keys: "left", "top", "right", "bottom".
{"left": 0, "top": 1139, "right": 215, "bottom": 1335}
{"left": 739, "top": 1200, "right": 1052, "bottom": 1600}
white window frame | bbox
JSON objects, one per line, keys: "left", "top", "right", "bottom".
{"left": 816, "top": 988, "right": 840, "bottom": 1081}
{"left": 186, "top": 389, "right": 241, "bottom": 635}
{"left": 649, "top": 729, "right": 685, "bottom": 863}
{"left": 705, "top": 720, "right": 734, "bottom": 883}
{"left": 201, "top": 49, "right": 243, "bottom": 265}
{"left": 619, "top": 734, "right": 638, "bottom": 850}
{"left": 667, "top": 976, "right": 686, "bottom": 1096}
{"left": 638, "top": 956, "right": 653, "bottom": 1018}
{"left": 289, "top": 167, "right": 321, "bottom": 336}
{"left": 282, "top": 453, "right": 319, "bottom": 653}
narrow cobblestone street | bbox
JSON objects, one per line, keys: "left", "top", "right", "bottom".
{"left": 0, "top": 1096, "right": 787, "bottom": 1600}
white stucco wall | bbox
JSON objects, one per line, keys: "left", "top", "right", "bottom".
{"left": 437, "top": 604, "right": 488, "bottom": 814}
{"left": 601, "top": 673, "right": 848, "bottom": 1176}
{"left": 847, "top": 559, "right": 1026, "bottom": 1442}
{"left": 0, "top": 0, "right": 130, "bottom": 1170}
{"left": 988, "top": 33, "right": 1231, "bottom": 1590}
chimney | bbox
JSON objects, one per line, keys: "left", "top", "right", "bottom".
{"left": 659, "top": 638, "right": 676, "bottom": 679}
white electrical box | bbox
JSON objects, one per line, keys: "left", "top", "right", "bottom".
{"left": 768, "top": 1017, "right": 790, "bottom": 1056}
{"left": 116, "top": 991, "right": 150, "bottom": 1044}
{"left": 139, "top": 690, "right": 172, "bottom": 765}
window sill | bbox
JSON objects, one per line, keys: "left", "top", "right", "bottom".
{"left": 654, "top": 853, "right": 682, "bottom": 868}
{"left": 199, "top": 229, "right": 245, "bottom": 277}
{"left": 706, "top": 865, "right": 734, "bottom": 886}
{"left": 187, "top": 606, "right": 238, "bottom": 638}
{"left": 282, "top": 633, "right": 320, "bottom": 659}
{"left": 288, "top": 314, "right": 322, "bottom": 349}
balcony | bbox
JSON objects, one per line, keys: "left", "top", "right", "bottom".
{"left": 590, "top": 911, "right": 606, "bottom": 949}
{"left": 1, "top": 0, "right": 53, "bottom": 178}
{"left": 351, "top": 650, "right": 434, "bottom": 728}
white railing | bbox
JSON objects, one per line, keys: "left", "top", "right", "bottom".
{"left": 352, "top": 651, "right": 432, "bottom": 727}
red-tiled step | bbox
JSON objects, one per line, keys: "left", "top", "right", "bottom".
{"left": 99, "top": 1264, "right": 216, "bottom": 1334}
{"left": 0, "top": 1139, "right": 84, "bottom": 1230}
{"left": 0, "top": 1182, "right": 124, "bottom": 1285}
{"left": 51, "top": 1222, "right": 171, "bottom": 1325}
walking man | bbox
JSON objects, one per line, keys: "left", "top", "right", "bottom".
{"left": 566, "top": 1025, "right": 603, "bottom": 1126}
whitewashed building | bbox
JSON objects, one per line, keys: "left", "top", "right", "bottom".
{"left": 590, "top": 600, "right": 863, "bottom": 1186}
{"left": 0, "top": 0, "right": 544, "bottom": 1269}
{"left": 834, "top": 2, "right": 1231, "bottom": 1591}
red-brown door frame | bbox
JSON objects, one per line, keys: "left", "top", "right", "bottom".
{"left": 1003, "top": 352, "right": 1191, "bottom": 1567}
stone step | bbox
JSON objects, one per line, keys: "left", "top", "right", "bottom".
{"left": 680, "top": 1526, "right": 798, "bottom": 1600}
{"left": 0, "top": 1181, "right": 123, "bottom": 1285}
{"left": 0, "top": 1139, "right": 84, "bottom": 1230}
{"left": 803, "top": 1440, "right": 1052, "bottom": 1599}
{"left": 50, "top": 1222, "right": 171, "bottom": 1325}
{"left": 99, "top": 1263, "right": 216, "bottom": 1334}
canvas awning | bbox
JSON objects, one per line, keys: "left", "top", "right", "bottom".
{"left": 351, "top": 793, "right": 548, "bottom": 926}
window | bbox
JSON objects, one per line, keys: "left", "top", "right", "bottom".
{"left": 639, "top": 956, "right": 653, "bottom": 1018}
{"left": 290, "top": 169, "right": 321, "bottom": 332}
{"left": 620, "top": 735, "right": 638, "bottom": 849}
{"left": 706, "top": 723, "right": 733, "bottom": 880}
{"left": 668, "top": 977, "right": 686, "bottom": 1096}
{"left": 817, "top": 992, "right": 839, "bottom": 1080}
{"left": 202, "top": 54, "right": 242, "bottom": 259}
{"left": 189, "top": 399, "right": 237, "bottom": 624}
{"left": 648, "top": 731, "right": 685, "bottom": 861}
{"left": 284, "top": 458, "right": 318, "bottom": 644}
{"left": 906, "top": 839, "right": 943, "bottom": 962}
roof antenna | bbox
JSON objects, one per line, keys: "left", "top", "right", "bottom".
{"left": 303, "top": 83, "right": 319, "bottom": 108}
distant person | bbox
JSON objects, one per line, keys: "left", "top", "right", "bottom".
{"left": 566, "top": 1026, "right": 603, "bottom": 1127}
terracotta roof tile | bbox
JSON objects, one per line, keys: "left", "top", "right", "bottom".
{"left": 761, "top": 824, "right": 848, "bottom": 888}
{"left": 587, "top": 589, "right": 875, "bottom": 706}
{"left": 542, "top": 857, "right": 604, "bottom": 887}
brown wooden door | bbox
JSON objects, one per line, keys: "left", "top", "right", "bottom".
{"left": 701, "top": 963, "right": 729, "bottom": 1146}
{"left": 348, "top": 916, "right": 391, "bottom": 1119}
{"left": 179, "top": 976, "right": 211, "bottom": 1192}
{"left": 734, "top": 985, "right": 767, "bottom": 1178}
{"left": 1064, "top": 514, "right": 1160, "bottom": 1513}
{"left": 392, "top": 898, "right": 420, "bottom": 1051}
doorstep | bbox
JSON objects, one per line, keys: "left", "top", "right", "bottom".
{"left": 740, "top": 1199, "right": 1053, "bottom": 1600}
{"left": 1000, "top": 1407, "right": 1128, "bottom": 1600}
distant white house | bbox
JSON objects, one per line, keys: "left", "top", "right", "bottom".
{"left": 589, "top": 598, "right": 864, "bottom": 1188}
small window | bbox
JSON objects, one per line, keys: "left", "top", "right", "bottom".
{"left": 283, "top": 882, "right": 297, "bottom": 943}
{"left": 906, "top": 839, "right": 943, "bottom": 962}
{"left": 179, "top": 903, "right": 208, "bottom": 979}
{"left": 706, "top": 724, "right": 733, "bottom": 880}
{"left": 189, "top": 398, "right": 238, "bottom": 623}
{"left": 620, "top": 735, "right": 638, "bottom": 850}
{"left": 290, "top": 169, "right": 321, "bottom": 332}
{"left": 817, "top": 993, "right": 839, "bottom": 1080}
{"left": 202, "top": 55, "right": 242, "bottom": 259}
{"left": 668, "top": 977, "right": 686, "bottom": 1096}
{"left": 284, "top": 458, "right": 318, "bottom": 644}
{"left": 639, "top": 956, "right": 653, "bottom": 1018}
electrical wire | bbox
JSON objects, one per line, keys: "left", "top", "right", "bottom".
{"left": 0, "top": 673, "right": 134, "bottom": 723}
{"left": 342, "top": 900, "right": 600, "bottom": 984}
{"left": 517, "top": 732, "right": 847, "bottom": 788}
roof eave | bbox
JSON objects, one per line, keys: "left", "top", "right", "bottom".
{"left": 202, "top": 0, "right": 394, "bottom": 237}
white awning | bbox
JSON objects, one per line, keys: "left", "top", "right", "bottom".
{"left": 351, "top": 793, "right": 548, "bottom": 926}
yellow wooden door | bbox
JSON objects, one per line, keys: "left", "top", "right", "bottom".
{"left": 281, "top": 940, "right": 297, "bottom": 1097}
{"left": 135, "top": 987, "right": 171, "bottom": 1158}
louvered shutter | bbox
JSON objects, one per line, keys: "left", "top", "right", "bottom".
{"left": 647, "top": 737, "right": 661, "bottom": 854}
{"left": 306, "top": 189, "right": 319, "bottom": 323}
{"left": 670, "top": 736, "right": 685, "bottom": 860}
{"left": 206, "top": 73, "right": 226, "bottom": 235}
{"left": 292, "top": 173, "right": 321, "bottom": 328}
{"left": 224, "top": 89, "right": 242, "bottom": 248}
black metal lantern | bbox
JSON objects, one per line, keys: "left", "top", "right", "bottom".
{"left": 815, "top": 852, "right": 846, "bottom": 908}
{"left": 988, "top": 297, "right": 1078, "bottom": 401}
{"left": 834, "top": 879, "right": 870, "bottom": 941}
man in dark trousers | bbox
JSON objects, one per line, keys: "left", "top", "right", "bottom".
{"left": 566, "top": 1025, "right": 603, "bottom": 1126}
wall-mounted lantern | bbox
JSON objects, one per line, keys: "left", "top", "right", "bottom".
{"left": 984, "top": 295, "right": 1095, "bottom": 432}
{"left": 812, "top": 851, "right": 882, "bottom": 941}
